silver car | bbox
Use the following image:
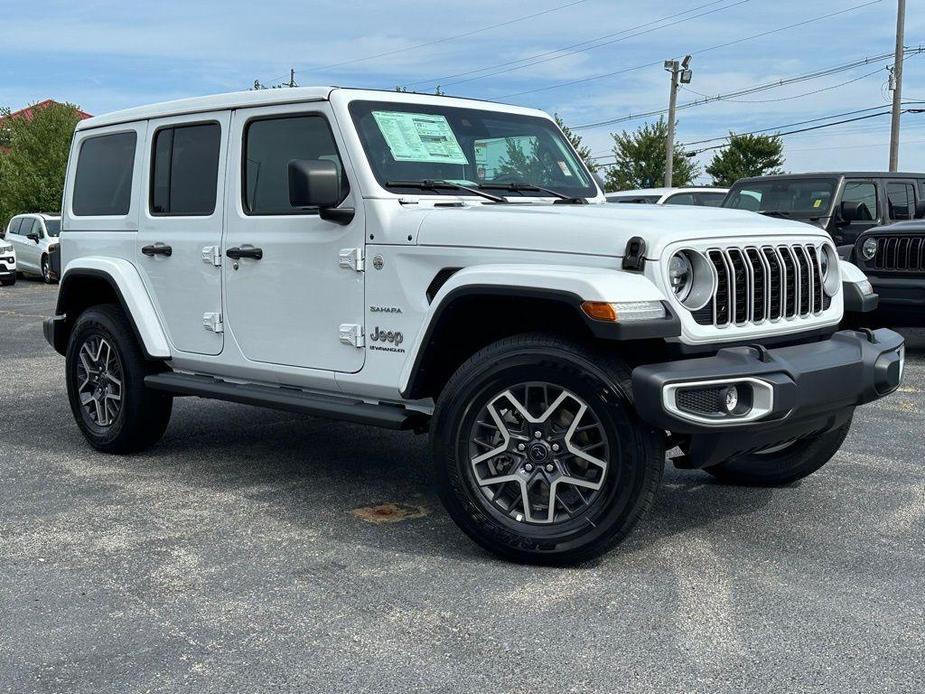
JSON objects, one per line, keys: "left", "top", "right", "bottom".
{"left": 3, "top": 213, "right": 60, "bottom": 283}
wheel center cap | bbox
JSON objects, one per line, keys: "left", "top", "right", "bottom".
{"left": 527, "top": 441, "right": 551, "bottom": 463}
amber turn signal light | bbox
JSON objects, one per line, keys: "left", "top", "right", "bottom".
{"left": 581, "top": 301, "right": 618, "bottom": 322}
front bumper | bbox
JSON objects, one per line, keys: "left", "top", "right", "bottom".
{"left": 632, "top": 328, "right": 905, "bottom": 467}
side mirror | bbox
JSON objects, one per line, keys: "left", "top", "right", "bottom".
{"left": 288, "top": 159, "right": 342, "bottom": 209}
{"left": 27, "top": 232, "right": 40, "bottom": 243}
{"left": 839, "top": 200, "right": 861, "bottom": 224}
{"left": 288, "top": 159, "right": 354, "bottom": 225}
{"left": 915, "top": 200, "right": 925, "bottom": 220}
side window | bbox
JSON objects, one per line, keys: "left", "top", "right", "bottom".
{"left": 842, "top": 182, "right": 878, "bottom": 222}
{"left": 72, "top": 131, "right": 137, "bottom": 216}
{"left": 8, "top": 218, "right": 23, "bottom": 235}
{"left": 151, "top": 123, "right": 221, "bottom": 216}
{"left": 887, "top": 182, "right": 916, "bottom": 221}
{"left": 30, "top": 219, "right": 44, "bottom": 237}
{"left": 664, "top": 193, "right": 697, "bottom": 206}
{"left": 243, "top": 115, "right": 348, "bottom": 215}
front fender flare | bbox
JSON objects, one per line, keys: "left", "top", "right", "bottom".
{"left": 399, "top": 264, "right": 677, "bottom": 397}
{"left": 54, "top": 257, "right": 171, "bottom": 359}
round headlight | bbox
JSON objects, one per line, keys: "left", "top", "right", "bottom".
{"left": 669, "top": 252, "right": 693, "bottom": 302}
{"left": 862, "top": 238, "right": 878, "bottom": 261}
{"left": 821, "top": 244, "right": 840, "bottom": 297}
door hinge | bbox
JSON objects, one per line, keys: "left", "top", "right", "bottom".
{"left": 203, "top": 312, "right": 224, "bottom": 333}
{"left": 339, "top": 323, "right": 364, "bottom": 348}
{"left": 202, "top": 245, "right": 222, "bottom": 267}
{"left": 338, "top": 247, "right": 365, "bottom": 272}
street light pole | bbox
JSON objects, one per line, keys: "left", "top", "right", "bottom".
{"left": 889, "top": 0, "right": 906, "bottom": 171}
{"left": 664, "top": 56, "right": 692, "bottom": 188}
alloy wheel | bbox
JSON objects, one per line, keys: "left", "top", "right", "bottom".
{"left": 76, "top": 335, "right": 123, "bottom": 428}
{"left": 468, "top": 382, "right": 612, "bottom": 525}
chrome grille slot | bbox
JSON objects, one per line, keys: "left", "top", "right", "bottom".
{"left": 873, "top": 235, "right": 925, "bottom": 272}
{"left": 691, "top": 243, "right": 827, "bottom": 328}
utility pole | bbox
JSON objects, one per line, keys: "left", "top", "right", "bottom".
{"left": 889, "top": 0, "right": 906, "bottom": 171}
{"left": 288, "top": 69, "right": 297, "bottom": 88}
{"left": 664, "top": 56, "right": 693, "bottom": 188}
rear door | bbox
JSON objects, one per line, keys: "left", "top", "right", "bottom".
{"left": 136, "top": 113, "right": 229, "bottom": 355}
{"left": 886, "top": 180, "right": 919, "bottom": 222}
{"left": 18, "top": 218, "right": 41, "bottom": 271}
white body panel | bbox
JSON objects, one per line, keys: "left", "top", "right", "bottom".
{"left": 58, "top": 86, "right": 846, "bottom": 408}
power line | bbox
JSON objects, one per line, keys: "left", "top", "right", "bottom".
{"left": 403, "top": 0, "right": 747, "bottom": 91}
{"left": 589, "top": 103, "right": 925, "bottom": 163}
{"left": 572, "top": 49, "right": 911, "bottom": 130}
{"left": 260, "top": 0, "right": 592, "bottom": 83}
{"left": 499, "top": 0, "right": 884, "bottom": 99}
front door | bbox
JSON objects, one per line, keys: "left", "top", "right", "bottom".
{"left": 222, "top": 103, "right": 365, "bottom": 373}
{"left": 136, "top": 112, "right": 230, "bottom": 355}
{"left": 835, "top": 179, "right": 882, "bottom": 245}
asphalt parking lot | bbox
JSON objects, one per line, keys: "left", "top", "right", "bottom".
{"left": 1, "top": 279, "right": 922, "bottom": 693}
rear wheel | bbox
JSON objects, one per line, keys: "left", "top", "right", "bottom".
{"left": 66, "top": 304, "right": 172, "bottom": 453}
{"left": 431, "top": 334, "right": 664, "bottom": 565}
{"left": 704, "top": 419, "right": 852, "bottom": 486}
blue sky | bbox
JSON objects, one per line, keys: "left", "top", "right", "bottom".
{"left": 2, "top": 0, "right": 922, "bottom": 181}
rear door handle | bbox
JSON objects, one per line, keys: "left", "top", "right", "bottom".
{"left": 226, "top": 246, "right": 263, "bottom": 260}
{"left": 141, "top": 243, "right": 172, "bottom": 257}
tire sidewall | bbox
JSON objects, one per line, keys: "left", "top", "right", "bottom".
{"left": 66, "top": 309, "right": 136, "bottom": 448}
{"left": 432, "top": 342, "right": 658, "bottom": 562}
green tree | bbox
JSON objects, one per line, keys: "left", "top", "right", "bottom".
{"left": 0, "top": 102, "right": 83, "bottom": 229}
{"left": 604, "top": 118, "right": 699, "bottom": 192}
{"left": 555, "top": 114, "right": 599, "bottom": 173}
{"left": 706, "top": 133, "right": 785, "bottom": 187}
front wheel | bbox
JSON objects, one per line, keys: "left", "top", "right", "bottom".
{"left": 41, "top": 255, "right": 52, "bottom": 283}
{"left": 704, "top": 419, "right": 852, "bottom": 487}
{"left": 0, "top": 275, "right": 14, "bottom": 286}
{"left": 66, "top": 304, "right": 173, "bottom": 453}
{"left": 430, "top": 334, "right": 664, "bottom": 565}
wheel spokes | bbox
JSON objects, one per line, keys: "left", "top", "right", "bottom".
{"left": 75, "top": 336, "right": 122, "bottom": 428}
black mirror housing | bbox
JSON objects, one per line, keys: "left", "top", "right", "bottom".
{"left": 840, "top": 200, "right": 862, "bottom": 223}
{"left": 288, "top": 159, "right": 342, "bottom": 210}
{"left": 915, "top": 200, "right": 925, "bottom": 220}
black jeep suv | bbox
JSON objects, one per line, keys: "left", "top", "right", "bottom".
{"left": 723, "top": 172, "right": 925, "bottom": 246}
{"left": 841, "top": 218, "right": 925, "bottom": 327}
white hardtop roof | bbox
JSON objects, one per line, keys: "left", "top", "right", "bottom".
{"left": 607, "top": 187, "right": 729, "bottom": 196}
{"left": 77, "top": 86, "right": 551, "bottom": 131}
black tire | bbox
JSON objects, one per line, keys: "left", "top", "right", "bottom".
{"left": 41, "top": 255, "right": 52, "bottom": 284}
{"left": 430, "top": 333, "right": 664, "bottom": 565}
{"left": 65, "top": 304, "right": 172, "bottom": 453}
{"left": 704, "top": 419, "right": 852, "bottom": 487}
{"left": 0, "top": 275, "right": 14, "bottom": 286}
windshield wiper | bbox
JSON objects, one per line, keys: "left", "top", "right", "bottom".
{"left": 759, "top": 210, "right": 792, "bottom": 218}
{"left": 385, "top": 179, "right": 507, "bottom": 203}
{"left": 479, "top": 182, "right": 588, "bottom": 204}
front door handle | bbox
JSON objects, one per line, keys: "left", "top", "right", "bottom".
{"left": 226, "top": 246, "right": 263, "bottom": 260}
{"left": 141, "top": 243, "right": 172, "bottom": 257}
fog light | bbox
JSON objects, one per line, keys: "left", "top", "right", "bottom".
{"left": 722, "top": 385, "right": 739, "bottom": 413}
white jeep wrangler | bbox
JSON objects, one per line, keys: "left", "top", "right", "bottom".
{"left": 45, "top": 87, "right": 905, "bottom": 564}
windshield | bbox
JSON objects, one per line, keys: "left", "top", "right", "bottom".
{"left": 349, "top": 100, "right": 597, "bottom": 198}
{"left": 44, "top": 219, "right": 61, "bottom": 237}
{"left": 723, "top": 178, "right": 837, "bottom": 216}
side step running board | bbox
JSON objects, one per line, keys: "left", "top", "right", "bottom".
{"left": 144, "top": 372, "right": 428, "bottom": 431}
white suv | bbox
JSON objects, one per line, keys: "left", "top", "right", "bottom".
{"left": 44, "top": 87, "right": 904, "bottom": 564}
{"left": 4, "top": 213, "right": 61, "bottom": 283}
{"left": 0, "top": 237, "right": 15, "bottom": 286}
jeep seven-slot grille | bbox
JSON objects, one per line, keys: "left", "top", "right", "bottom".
{"left": 693, "top": 244, "right": 829, "bottom": 328}
{"left": 873, "top": 236, "right": 925, "bottom": 273}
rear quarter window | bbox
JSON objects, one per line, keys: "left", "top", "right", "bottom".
{"left": 72, "top": 131, "right": 137, "bottom": 216}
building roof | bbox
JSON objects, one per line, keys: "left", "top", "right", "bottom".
{"left": 0, "top": 99, "right": 92, "bottom": 124}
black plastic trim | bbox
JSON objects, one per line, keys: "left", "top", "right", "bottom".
{"left": 402, "top": 285, "right": 681, "bottom": 399}
{"left": 632, "top": 328, "right": 905, "bottom": 467}
{"left": 51, "top": 268, "right": 159, "bottom": 359}
{"left": 843, "top": 280, "right": 879, "bottom": 313}
{"left": 145, "top": 372, "right": 428, "bottom": 431}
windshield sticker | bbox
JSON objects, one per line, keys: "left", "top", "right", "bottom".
{"left": 557, "top": 160, "right": 573, "bottom": 177}
{"left": 372, "top": 111, "right": 468, "bottom": 165}
{"left": 813, "top": 199, "right": 823, "bottom": 208}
